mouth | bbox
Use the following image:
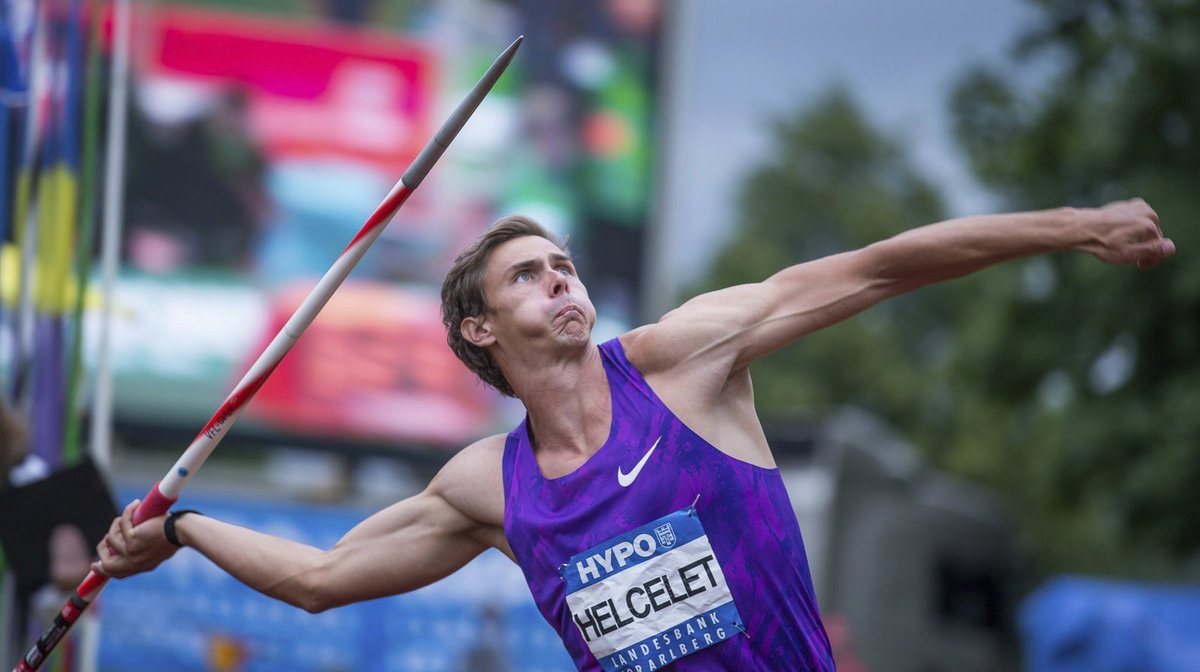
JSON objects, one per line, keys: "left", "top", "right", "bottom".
{"left": 555, "top": 304, "right": 583, "bottom": 319}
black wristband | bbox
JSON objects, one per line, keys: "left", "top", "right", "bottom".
{"left": 164, "top": 509, "right": 202, "bottom": 548}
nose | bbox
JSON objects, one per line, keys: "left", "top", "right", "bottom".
{"left": 548, "top": 269, "right": 567, "bottom": 297}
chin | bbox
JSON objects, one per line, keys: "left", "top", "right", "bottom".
{"left": 559, "top": 322, "right": 593, "bottom": 346}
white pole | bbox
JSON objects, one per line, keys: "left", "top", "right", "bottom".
{"left": 89, "top": 0, "right": 131, "bottom": 478}
{"left": 78, "top": 1, "right": 132, "bottom": 671}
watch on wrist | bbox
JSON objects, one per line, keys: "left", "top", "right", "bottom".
{"left": 164, "top": 509, "right": 202, "bottom": 548}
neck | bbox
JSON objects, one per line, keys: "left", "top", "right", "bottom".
{"left": 512, "top": 343, "right": 610, "bottom": 458}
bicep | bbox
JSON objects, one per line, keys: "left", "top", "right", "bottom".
{"left": 313, "top": 491, "right": 487, "bottom": 607}
{"left": 738, "top": 249, "right": 893, "bottom": 364}
{"left": 316, "top": 440, "right": 508, "bottom": 607}
{"left": 639, "top": 249, "right": 889, "bottom": 373}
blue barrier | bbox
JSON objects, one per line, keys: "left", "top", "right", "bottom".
{"left": 98, "top": 486, "right": 573, "bottom": 672}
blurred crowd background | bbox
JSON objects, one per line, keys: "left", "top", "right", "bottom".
{"left": 1, "top": 0, "right": 1197, "bottom": 670}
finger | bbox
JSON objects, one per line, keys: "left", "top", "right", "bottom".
{"left": 120, "top": 497, "right": 143, "bottom": 534}
{"left": 101, "top": 517, "right": 123, "bottom": 555}
{"left": 97, "top": 528, "right": 136, "bottom": 577}
{"left": 94, "top": 554, "right": 129, "bottom": 579}
{"left": 118, "top": 510, "right": 136, "bottom": 546}
{"left": 1140, "top": 202, "right": 1160, "bottom": 229}
{"left": 107, "top": 527, "right": 129, "bottom": 556}
{"left": 1133, "top": 219, "right": 1163, "bottom": 243}
{"left": 122, "top": 498, "right": 140, "bottom": 522}
{"left": 95, "top": 538, "right": 111, "bottom": 563}
{"left": 1135, "top": 239, "right": 1174, "bottom": 269}
{"left": 92, "top": 539, "right": 115, "bottom": 575}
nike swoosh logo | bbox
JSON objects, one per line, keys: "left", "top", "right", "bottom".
{"left": 617, "top": 436, "right": 662, "bottom": 488}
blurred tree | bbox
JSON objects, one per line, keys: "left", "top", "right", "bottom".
{"left": 694, "top": 0, "right": 1200, "bottom": 582}
{"left": 686, "top": 87, "right": 969, "bottom": 464}
{"left": 946, "top": 0, "right": 1200, "bottom": 579}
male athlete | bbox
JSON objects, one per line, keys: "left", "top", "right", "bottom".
{"left": 96, "top": 199, "right": 1174, "bottom": 670}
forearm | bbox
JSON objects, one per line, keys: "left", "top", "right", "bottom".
{"left": 174, "top": 514, "right": 331, "bottom": 612}
{"left": 172, "top": 487, "right": 495, "bottom": 613}
{"left": 861, "top": 207, "right": 1087, "bottom": 293}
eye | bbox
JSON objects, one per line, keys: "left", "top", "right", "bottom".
{"left": 556, "top": 265, "right": 573, "bottom": 276}
{"left": 514, "top": 271, "right": 532, "bottom": 283}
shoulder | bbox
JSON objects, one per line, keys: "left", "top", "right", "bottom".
{"left": 619, "top": 311, "right": 771, "bottom": 465}
{"left": 617, "top": 325, "right": 656, "bottom": 371}
{"left": 429, "top": 434, "right": 508, "bottom": 530}
{"left": 443, "top": 433, "right": 508, "bottom": 470}
{"left": 434, "top": 434, "right": 507, "bottom": 492}
{"left": 618, "top": 287, "right": 756, "bottom": 379}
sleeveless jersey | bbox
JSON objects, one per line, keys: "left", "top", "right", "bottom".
{"left": 502, "top": 338, "right": 835, "bottom": 671}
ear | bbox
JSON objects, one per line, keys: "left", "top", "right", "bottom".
{"left": 460, "top": 315, "right": 496, "bottom": 348}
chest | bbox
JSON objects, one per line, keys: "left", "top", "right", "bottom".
{"left": 507, "top": 425, "right": 723, "bottom": 554}
{"left": 535, "top": 446, "right": 600, "bottom": 480}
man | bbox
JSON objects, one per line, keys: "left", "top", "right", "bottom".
{"left": 97, "top": 199, "right": 1174, "bottom": 671}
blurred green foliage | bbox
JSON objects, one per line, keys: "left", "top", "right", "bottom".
{"left": 694, "top": 0, "right": 1199, "bottom": 582}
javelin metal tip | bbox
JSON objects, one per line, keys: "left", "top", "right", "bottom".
{"left": 490, "top": 35, "right": 524, "bottom": 78}
{"left": 401, "top": 34, "right": 524, "bottom": 187}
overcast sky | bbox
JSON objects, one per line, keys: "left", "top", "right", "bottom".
{"left": 649, "top": 0, "right": 1041, "bottom": 316}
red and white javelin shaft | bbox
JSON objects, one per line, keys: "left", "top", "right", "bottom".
{"left": 13, "top": 35, "right": 524, "bottom": 672}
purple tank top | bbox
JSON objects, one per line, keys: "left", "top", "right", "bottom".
{"left": 502, "top": 338, "right": 835, "bottom": 671}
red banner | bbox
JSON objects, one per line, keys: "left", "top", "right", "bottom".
{"left": 248, "top": 282, "right": 495, "bottom": 446}
{"left": 141, "top": 5, "right": 433, "bottom": 171}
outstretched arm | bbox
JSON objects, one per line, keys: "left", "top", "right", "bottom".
{"left": 94, "top": 437, "right": 509, "bottom": 613}
{"left": 634, "top": 199, "right": 1173, "bottom": 378}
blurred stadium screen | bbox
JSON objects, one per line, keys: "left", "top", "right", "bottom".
{"left": 105, "top": 0, "right": 665, "bottom": 450}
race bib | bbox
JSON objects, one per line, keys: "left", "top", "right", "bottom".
{"left": 561, "top": 508, "right": 745, "bottom": 672}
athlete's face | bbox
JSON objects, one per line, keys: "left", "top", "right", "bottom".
{"left": 470, "top": 235, "right": 596, "bottom": 350}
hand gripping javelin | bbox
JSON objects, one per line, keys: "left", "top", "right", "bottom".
{"left": 13, "top": 35, "right": 524, "bottom": 672}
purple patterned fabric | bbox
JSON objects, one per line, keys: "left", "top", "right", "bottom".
{"left": 502, "top": 338, "right": 835, "bottom": 671}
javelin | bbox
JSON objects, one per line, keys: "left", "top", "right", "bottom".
{"left": 13, "top": 35, "right": 524, "bottom": 672}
